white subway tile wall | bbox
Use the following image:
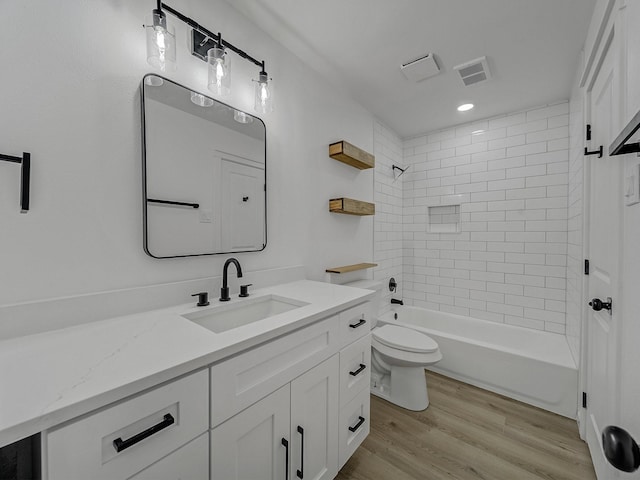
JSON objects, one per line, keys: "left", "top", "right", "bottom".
{"left": 566, "top": 87, "right": 584, "bottom": 363}
{"left": 402, "top": 103, "right": 569, "bottom": 334}
{"left": 374, "top": 121, "right": 404, "bottom": 314}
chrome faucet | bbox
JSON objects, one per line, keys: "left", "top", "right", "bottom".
{"left": 390, "top": 298, "right": 404, "bottom": 305}
{"left": 220, "top": 258, "right": 243, "bottom": 302}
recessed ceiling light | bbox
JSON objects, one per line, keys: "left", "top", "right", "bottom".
{"left": 457, "top": 103, "right": 474, "bottom": 112}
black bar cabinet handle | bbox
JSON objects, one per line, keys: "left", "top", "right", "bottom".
{"left": 296, "top": 426, "right": 304, "bottom": 479}
{"left": 281, "top": 438, "right": 289, "bottom": 480}
{"left": 349, "top": 363, "right": 367, "bottom": 377}
{"left": 348, "top": 416, "right": 366, "bottom": 433}
{"left": 113, "top": 413, "right": 175, "bottom": 452}
{"left": 349, "top": 318, "right": 366, "bottom": 329}
{"left": 147, "top": 198, "right": 200, "bottom": 209}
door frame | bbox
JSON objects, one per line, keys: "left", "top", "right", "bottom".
{"left": 577, "top": 0, "right": 623, "bottom": 442}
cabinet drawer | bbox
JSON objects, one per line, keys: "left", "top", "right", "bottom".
{"left": 128, "top": 433, "right": 208, "bottom": 480}
{"left": 210, "top": 315, "right": 339, "bottom": 427}
{"left": 46, "top": 370, "right": 208, "bottom": 480}
{"left": 338, "top": 302, "right": 372, "bottom": 349}
{"left": 338, "top": 386, "right": 370, "bottom": 470}
{"left": 339, "top": 334, "right": 371, "bottom": 407}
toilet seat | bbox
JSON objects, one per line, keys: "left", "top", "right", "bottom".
{"left": 373, "top": 325, "right": 439, "bottom": 353}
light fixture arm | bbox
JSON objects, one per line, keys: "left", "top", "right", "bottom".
{"left": 158, "top": 2, "right": 264, "bottom": 69}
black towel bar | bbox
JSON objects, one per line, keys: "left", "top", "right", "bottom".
{"left": 0, "top": 152, "right": 30, "bottom": 213}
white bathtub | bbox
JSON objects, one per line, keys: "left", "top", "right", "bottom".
{"left": 379, "top": 306, "right": 578, "bottom": 418}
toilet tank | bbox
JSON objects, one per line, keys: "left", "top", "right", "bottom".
{"left": 343, "top": 280, "right": 383, "bottom": 327}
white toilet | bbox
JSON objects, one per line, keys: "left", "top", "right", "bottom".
{"left": 346, "top": 280, "right": 442, "bottom": 411}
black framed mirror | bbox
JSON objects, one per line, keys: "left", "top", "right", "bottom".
{"left": 141, "top": 74, "right": 266, "bottom": 258}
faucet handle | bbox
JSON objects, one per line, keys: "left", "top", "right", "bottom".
{"left": 191, "top": 292, "right": 210, "bottom": 307}
{"left": 239, "top": 284, "right": 253, "bottom": 298}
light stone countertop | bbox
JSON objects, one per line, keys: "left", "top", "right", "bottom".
{"left": 0, "top": 280, "right": 375, "bottom": 447}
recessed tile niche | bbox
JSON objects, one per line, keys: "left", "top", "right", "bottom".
{"left": 428, "top": 205, "right": 461, "bottom": 233}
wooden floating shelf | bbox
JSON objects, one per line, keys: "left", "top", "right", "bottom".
{"left": 326, "top": 263, "right": 378, "bottom": 274}
{"left": 329, "top": 197, "right": 375, "bottom": 216}
{"left": 329, "top": 141, "right": 375, "bottom": 170}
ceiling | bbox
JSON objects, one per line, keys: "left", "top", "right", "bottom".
{"left": 228, "top": 0, "right": 596, "bottom": 138}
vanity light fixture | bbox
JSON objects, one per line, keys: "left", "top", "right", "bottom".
{"left": 457, "top": 103, "right": 474, "bottom": 112}
{"left": 254, "top": 64, "right": 273, "bottom": 114}
{"left": 190, "top": 91, "right": 214, "bottom": 107}
{"left": 144, "top": 75, "right": 164, "bottom": 86}
{"left": 233, "top": 110, "right": 254, "bottom": 124}
{"left": 207, "top": 35, "right": 231, "bottom": 96}
{"left": 145, "top": 1, "right": 273, "bottom": 113}
{"left": 145, "top": 7, "right": 176, "bottom": 72}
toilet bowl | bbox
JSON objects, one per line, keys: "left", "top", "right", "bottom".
{"left": 371, "top": 324, "right": 442, "bottom": 410}
{"left": 344, "top": 280, "right": 442, "bottom": 411}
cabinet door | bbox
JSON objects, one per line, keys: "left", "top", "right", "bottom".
{"left": 211, "top": 384, "right": 290, "bottom": 480}
{"left": 129, "top": 433, "right": 208, "bottom": 480}
{"left": 290, "top": 355, "right": 339, "bottom": 480}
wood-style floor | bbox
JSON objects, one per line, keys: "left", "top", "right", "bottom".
{"left": 336, "top": 371, "right": 596, "bottom": 480}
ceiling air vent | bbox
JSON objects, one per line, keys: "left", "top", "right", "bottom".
{"left": 400, "top": 54, "right": 440, "bottom": 82}
{"left": 454, "top": 56, "right": 491, "bottom": 87}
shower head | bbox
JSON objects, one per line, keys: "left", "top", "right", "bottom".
{"left": 392, "top": 164, "right": 410, "bottom": 180}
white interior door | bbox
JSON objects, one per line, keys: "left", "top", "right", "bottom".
{"left": 585, "top": 31, "right": 624, "bottom": 480}
{"left": 220, "top": 156, "right": 265, "bottom": 252}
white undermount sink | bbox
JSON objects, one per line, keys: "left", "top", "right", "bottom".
{"left": 181, "top": 294, "right": 309, "bottom": 333}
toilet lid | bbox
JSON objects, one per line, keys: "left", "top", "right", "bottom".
{"left": 373, "top": 325, "right": 439, "bottom": 353}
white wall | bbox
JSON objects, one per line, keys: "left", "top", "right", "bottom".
{"left": 401, "top": 104, "right": 570, "bottom": 334}
{"left": 373, "top": 121, "right": 404, "bottom": 314}
{"left": 0, "top": 0, "right": 374, "bottom": 306}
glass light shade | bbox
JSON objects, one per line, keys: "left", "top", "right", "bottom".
{"left": 457, "top": 103, "right": 474, "bottom": 112}
{"left": 254, "top": 74, "right": 273, "bottom": 114}
{"left": 144, "top": 75, "right": 164, "bottom": 86}
{"left": 207, "top": 47, "right": 231, "bottom": 96}
{"left": 233, "top": 110, "right": 254, "bottom": 124}
{"left": 190, "top": 91, "right": 214, "bottom": 107}
{"left": 145, "top": 12, "right": 177, "bottom": 72}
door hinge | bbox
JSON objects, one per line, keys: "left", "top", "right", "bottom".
{"left": 584, "top": 259, "right": 590, "bottom": 275}
{"left": 582, "top": 392, "right": 588, "bottom": 408}
{"left": 586, "top": 124, "right": 592, "bottom": 141}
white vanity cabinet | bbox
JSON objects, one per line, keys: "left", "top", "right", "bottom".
{"left": 41, "top": 296, "right": 373, "bottom": 480}
{"left": 211, "top": 355, "right": 339, "bottom": 480}
{"left": 210, "top": 302, "right": 372, "bottom": 480}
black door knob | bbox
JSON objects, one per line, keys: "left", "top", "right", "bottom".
{"left": 589, "top": 297, "right": 612, "bottom": 312}
{"left": 602, "top": 426, "right": 640, "bottom": 472}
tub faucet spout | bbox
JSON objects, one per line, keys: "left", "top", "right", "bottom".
{"left": 391, "top": 298, "right": 404, "bottom": 305}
